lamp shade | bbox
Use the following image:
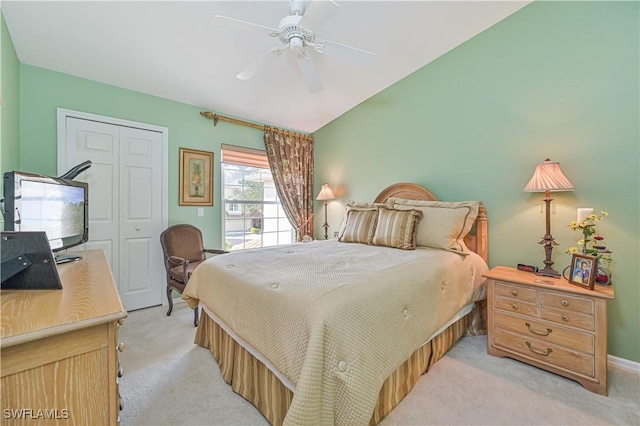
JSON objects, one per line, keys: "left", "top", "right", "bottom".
{"left": 523, "top": 158, "right": 574, "bottom": 192}
{"left": 316, "top": 183, "right": 335, "bottom": 201}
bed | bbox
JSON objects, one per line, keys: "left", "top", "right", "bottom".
{"left": 183, "top": 183, "right": 489, "bottom": 425}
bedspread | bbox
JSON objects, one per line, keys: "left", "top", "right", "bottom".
{"left": 183, "top": 240, "right": 488, "bottom": 425}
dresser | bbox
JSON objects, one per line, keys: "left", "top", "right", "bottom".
{"left": 484, "top": 266, "right": 614, "bottom": 395}
{"left": 1, "top": 250, "right": 127, "bottom": 425}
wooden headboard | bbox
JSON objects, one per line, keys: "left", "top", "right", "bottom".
{"left": 374, "top": 182, "right": 488, "bottom": 263}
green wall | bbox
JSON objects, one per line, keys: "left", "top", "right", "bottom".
{"left": 314, "top": 2, "right": 639, "bottom": 362}
{"left": 1, "top": 13, "right": 21, "bottom": 213}
{"left": 16, "top": 65, "right": 265, "bottom": 249}
{"left": 6, "top": 2, "right": 639, "bottom": 362}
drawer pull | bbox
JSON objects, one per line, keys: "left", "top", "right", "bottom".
{"left": 119, "top": 397, "right": 124, "bottom": 411}
{"left": 118, "top": 319, "right": 125, "bottom": 327}
{"left": 562, "top": 315, "right": 569, "bottom": 322}
{"left": 511, "top": 290, "right": 518, "bottom": 297}
{"left": 525, "top": 323, "right": 552, "bottom": 336}
{"left": 117, "top": 342, "right": 125, "bottom": 352}
{"left": 561, "top": 299, "right": 569, "bottom": 306}
{"left": 526, "top": 341, "right": 553, "bottom": 356}
{"left": 511, "top": 303, "right": 518, "bottom": 310}
{"left": 118, "top": 366, "right": 124, "bottom": 378}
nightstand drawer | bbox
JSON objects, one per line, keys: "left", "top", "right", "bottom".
{"left": 540, "top": 308, "right": 594, "bottom": 331}
{"left": 494, "top": 311, "right": 594, "bottom": 354}
{"left": 494, "top": 282, "right": 537, "bottom": 302}
{"left": 540, "top": 292, "right": 594, "bottom": 315}
{"left": 494, "top": 329, "right": 595, "bottom": 377}
{"left": 494, "top": 297, "right": 538, "bottom": 317}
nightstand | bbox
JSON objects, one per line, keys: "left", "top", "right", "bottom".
{"left": 483, "top": 266, "right": 615, "bottom": 395}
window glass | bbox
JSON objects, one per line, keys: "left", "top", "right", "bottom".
{"left": 222, "top": 159, "right": 294, "bottom": 251}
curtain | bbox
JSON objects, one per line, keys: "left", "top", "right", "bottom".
{"left": 264, "top": 127, "right": 314, "bottom": 241}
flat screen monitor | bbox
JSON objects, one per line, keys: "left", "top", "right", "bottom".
{"left": 3, "top": 171, "right": 89, "bottom": 261}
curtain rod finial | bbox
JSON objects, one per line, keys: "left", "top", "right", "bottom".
{"left": 199, "top": 111, "right": 220, "bottom": 126}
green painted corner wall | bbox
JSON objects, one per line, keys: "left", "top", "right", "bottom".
{"left": 1, "top": 12, "right": 21, "bottom": 212}
{"left": 17, "top": 65, "right": 266, "bottom": 249}
{"left": 7, "top": 2, "right": 639, "bottom": 362}
{"left": 314, "top": 2, "right": 639, "bottom": 362}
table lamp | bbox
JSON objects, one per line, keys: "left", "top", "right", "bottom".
{"left": 316, "top": 183, "right": 335, "bottom": 240}
{"left": 523, "top": 158, "right": 574, "bottom": 277}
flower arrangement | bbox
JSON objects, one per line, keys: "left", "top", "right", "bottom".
{"left": 566, "top": 211, "right": 612, "bottom": 267}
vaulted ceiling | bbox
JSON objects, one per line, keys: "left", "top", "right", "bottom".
{"left": 3, "top": 1, "right": 530, "bottom": 133}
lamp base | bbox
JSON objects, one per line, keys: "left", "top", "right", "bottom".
{"left": 536, "top": 267, "right": 561, "bottom": 278}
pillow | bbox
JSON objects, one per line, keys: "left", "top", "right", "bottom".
{"left": 338, "top": 201, "right": 386, "bottom": 238}
{"left": 371, "top": 207, "right": 423, "bottom": 250}
{"left": 387, "top": 198, "right": 480, "bottom": 252}
{"left": 338, "top": 209, "right": 379, "bottom": 244}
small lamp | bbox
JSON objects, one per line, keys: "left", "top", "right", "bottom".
{"left": 316, "top": 183, "right": 336, "bottom": 240}
{"left": 523, "top": 158, "right": 574, "bottom": 277}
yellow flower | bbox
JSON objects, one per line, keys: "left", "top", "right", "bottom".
{"left": 566, "top": 247, "right": 579, "bottom": 254}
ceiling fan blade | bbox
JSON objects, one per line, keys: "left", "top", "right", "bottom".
{"left": 298, "top": 55, "right": 324, "bottom": 93}
{"left": 214, "top": 15, "right": 281, "bottom": 37}
{"left": 237, "top": 46, "right": 287, "bottom": 80}
{"left": 298, "top": 0, "right": 340, "bottom": 31}
{"left": 318, "top": 39, "right": 378, "bottom": 68}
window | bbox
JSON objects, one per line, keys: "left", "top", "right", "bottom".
{"left": 222, "top": 145, "right": 294, "bottom": 251}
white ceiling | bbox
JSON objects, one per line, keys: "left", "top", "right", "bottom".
{"left": 3, "top": 1, "right": 530, "bottom": 133}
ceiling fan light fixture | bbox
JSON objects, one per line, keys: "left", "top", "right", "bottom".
{"left": 220, "top": 0, "right": 376, "bottom": 93}
{"left": 290, "top": 36, "right": 304, "bottom": 50}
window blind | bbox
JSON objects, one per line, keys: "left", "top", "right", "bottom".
{"left": 221, "top": 144, "right": 270, "bottom": 169}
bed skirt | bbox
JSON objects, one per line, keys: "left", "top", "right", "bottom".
{"left": 194, "top": 307, "right": 477, "bottom": 426}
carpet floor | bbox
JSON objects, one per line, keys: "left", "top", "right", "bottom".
{"left": 119, "top": 302, "right": 639, "bottom": 426}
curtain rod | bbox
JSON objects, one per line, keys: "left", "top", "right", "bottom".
{"left": 200, "top": 111, "right": 265, "bottom": 131}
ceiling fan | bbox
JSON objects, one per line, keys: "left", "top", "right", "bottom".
{"left": 215, "top": 0, "right": 378, "bottom": 93}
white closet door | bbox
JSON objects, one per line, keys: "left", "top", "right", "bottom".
{"left": 66, "top": 118, "right": 120, "bottom": 269}
{"left": 64, "top": 116, "right": 164, "bottom": 310}
{"left": 118, "top": 126, "right": 163, "bottom": 310}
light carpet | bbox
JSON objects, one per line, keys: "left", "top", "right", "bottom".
{"left": 119, "top": 302, "right": 639, "bottom": 426}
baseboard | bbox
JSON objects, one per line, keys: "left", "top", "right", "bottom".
{"left": 608, "top": 354, "right": 640, "bottom": 373}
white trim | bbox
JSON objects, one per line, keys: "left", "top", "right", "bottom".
{"left": 56, "top": 108, "right": 169, "bottom": 306}
{"left": 608, "top": 354, "right": 640, "bottom": 373}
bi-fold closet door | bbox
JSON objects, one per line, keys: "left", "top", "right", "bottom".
{"left": 61, "top": 114, "right": 166, "bottom": 310}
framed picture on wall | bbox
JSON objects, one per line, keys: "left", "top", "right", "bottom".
{"left": 568, "top": 253, "right": 597, "bottom": 290}
{"left": 179, "top": 147, "right": 213, "bottom": 206}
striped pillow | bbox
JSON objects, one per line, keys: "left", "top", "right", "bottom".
{"left": 371, "top": 207, "right": 423, "bottom": 250}
{"left": 338, "top": 201, "right": 386, "bottom": 237}
{"left": 338, "top": 209, "right": 379, "bottom": 244}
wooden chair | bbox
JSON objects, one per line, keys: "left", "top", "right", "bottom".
{"left": 160, "top": 224, "right": 227, "bottom": 326}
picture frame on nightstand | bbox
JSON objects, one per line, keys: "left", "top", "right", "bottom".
{"left": 569, "top": 253, "right": 597, "bottom": 290}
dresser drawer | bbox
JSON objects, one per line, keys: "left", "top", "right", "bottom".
{"left": 494, "top": 297, "right": 538, "bottom": 317}
{"left": 540, "top": 308, "right": 594, "bottom": 331}
{"left": 494, "top": 282, "right": 537, "bottom": 303}
{"left": 494, "top": 311, "right": 594, "bottom": 354}
{"left": 540, "top": 292, "right": 594, "bottom": 315}
{"left": 494, "top": 329, "right": 595, "bottom": 377}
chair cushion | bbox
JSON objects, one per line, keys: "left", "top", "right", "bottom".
{"left": 169, "top": 260, "right": 204, "bottom": 283}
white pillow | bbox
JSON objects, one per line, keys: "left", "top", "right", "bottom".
{"left": 387, "top": 198, "right": 480, "bottom": 252}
